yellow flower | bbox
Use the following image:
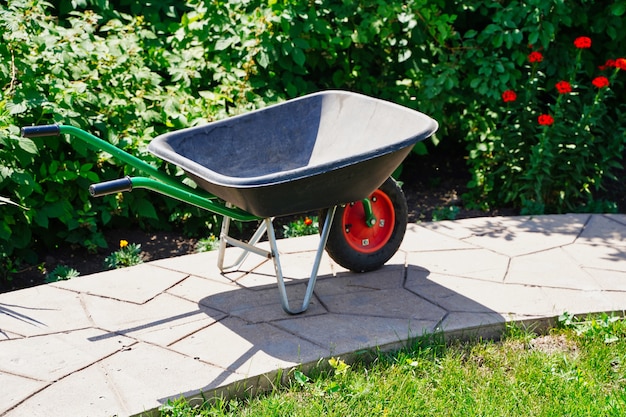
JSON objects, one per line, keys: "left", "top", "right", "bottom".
{"left": 119, "top": 239, "right": 129, "bottom": 248}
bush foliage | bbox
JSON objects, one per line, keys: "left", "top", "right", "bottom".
{"left": 1, "top": 0, "right": 625, "bottom": 277}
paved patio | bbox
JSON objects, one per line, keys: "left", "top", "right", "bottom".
{"left": 1, "top": 214, "right": 625, "bottom": 416}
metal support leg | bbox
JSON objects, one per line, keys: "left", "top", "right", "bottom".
{"left": 267, "top": 206, "right": 337, "bottom": 315}
{"left": 217, "top": 206, "right": 337, "bottom": 314}
{"left": 218, "top": 206, "right": 269, "bottom": 271}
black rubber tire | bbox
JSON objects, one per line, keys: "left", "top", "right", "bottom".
{"left": 320, "top": 177, "right": 408, "bottom": 272}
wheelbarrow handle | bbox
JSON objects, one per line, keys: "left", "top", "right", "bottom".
{"left": 21, "top": 124, "right": 61, "bottom": 138}
{"left": 89, "top": 177, "right": 133, "bottom": 197}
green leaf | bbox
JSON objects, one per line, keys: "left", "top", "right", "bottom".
{"left": 18, "top": 138, "right": 38, "bottom": 154}
{"left": 7, "top": 102, "right": 27, "bottom": 115}
{"left": 611, "top": 3, "right": 626, "bottom": 16}
{"left": 0, "top": 219, "right": 12, "bottom": 240}
{"left": 133, "top": 198, "right": 158, "bottom": 219}
{"left": 256, "top": 50, "right": 270, "bottom": 68}
{"left": 215, "top": 36, "right": 240, "bottom": 51}
{"left": 412, "top": 142, "right": 428, "bottom": 156}
{"left": 292, "top": 47, "right": 306, "bottom": 67}
{"left": 41, "top": 200, "right": 72, "bottom": 219}
{"left": 33, "top": 210, "right": 49, "bottom": 228}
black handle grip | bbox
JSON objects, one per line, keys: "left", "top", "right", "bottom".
{"left": 21, "top": 124, "right": 61, "bottom": 138}
{"left": 89, "top": 177, "right": 133, "bottom": 197}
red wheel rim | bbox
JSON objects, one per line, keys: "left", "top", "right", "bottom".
{"left": 341, "top": 189, "right": 395, "bottom": 254}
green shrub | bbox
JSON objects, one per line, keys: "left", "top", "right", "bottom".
{"left": 1, "top": 0, "right": 624, "bottom": 283}
{"left": 481, "top": 43, "right": 624, "bottom": 214}
{"left": 448, "top": 1, "right": 626, "bottom": 213}
{"left": 0, "top": 0, "right": 256, "bottom": 271}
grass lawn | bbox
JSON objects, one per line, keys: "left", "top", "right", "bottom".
{"left": 159, "top": 313, "right": 626, "bottom": 416}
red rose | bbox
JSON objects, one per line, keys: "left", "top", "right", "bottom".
{"left": 528, "top": 51, "right": 543, "bottom": 63}
{"left": 304, "top": 217, "right": 313, "bottom": 226}
{"left": 502, "top": 90, "right": 517, "bottom": 103}
{"left": 592, "top": 76, "right": 610, "bottom": 88}
{"left": 555, "top": 81, "right": 572, "bottom": 94}
{"left": 538, "top": 114, "right": 554, "bottom": 126}
{"left": 574, "top": 36, "right": 592, "bottom": 49}
{"left": 616, "top": 58, "right": 626, "bottom": 71}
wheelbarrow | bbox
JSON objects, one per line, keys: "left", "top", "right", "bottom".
{"left": 21, "top": 91, "right": 438, "bottom": 314}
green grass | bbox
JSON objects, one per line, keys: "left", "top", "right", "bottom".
{"left": 159, "top": 313, "right": 626, "bottom": 417}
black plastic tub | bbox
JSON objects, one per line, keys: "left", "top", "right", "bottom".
{"left": 148, "top": 91, "right": 438, "bottom": 218}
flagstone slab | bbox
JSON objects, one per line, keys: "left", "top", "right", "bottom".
{"left": 603, "top": 213, "right": 626, "bottom": 225}
{"left": 406, "top": 249, "right": 510, "bottom": 282}
{"left": 313, "top": 264, "right": 405, "bottom": 296}
{"left": 562, "top": 243, "right": 626, "bottom": 272}
{"left": 150, "top": 251, "right": 225, "bottom": 279}
{"left": 505, "top": 248, "right": 602, "bottom": 290}
{"left": 464, "top": 229, "right": 578, "bottom": 257}
{"left": 167, "top": 274, "right": 242, "bottom": 304}
{"left": 405, "top": 270, "right": 499, "bottom": 314}
{"left": 576, "top": 214, "right": 626, "bottom": 247}
{"left": 406, "top": 273, "right": 557, "bottom": 317}
{"left": 81, "top": 292, "right": 224, "bottom": 346}
{"left": 541, "top": 287, "right": 625, "bottom": 316}
{"left": 0, "top": 328, "right": 132, "bottom": 382}
{"left": 273, "top": 313, "right": 439, "bottom": 357}
{"left": 401, "top": 223, "right": 477, "bottom": 252}
{"left": 0, "top": 286, "right": 92, "bottom": 337}
{"left": 0, "top": 329, "right": 23, "bottom": 341}
{"left": 420, "top": 214, "right": 590, "bottom": 242}
{"left": 170, "top": 275, "right": 327, "bottom": 321}
{"left": 420, "top": 217, "right": 508, "bottom": 240}
{"left": 318, "top": 288, "right": 447, "bottom": 321}
{"left": 186, "top": 277, "right": 327, "bottom": 322}
{"left": 439, "top": 312, "right": 506, "bottom": 335}
{"left": 51, "top": 263, "right": 188, "bottom": 304}
{"left": 6, "top": 342, "right": 236, "bottom": 417}
{"left": 0, "top": 372, "right": 48, "bottom": 416}
{"left": 170, "top": 317, "right": 323, "bottom": 375}
{"left": 500, "top": 214, "right": 589, "bottom": 235}
{"left": 581, "top": 268, "right": 626, "bottom": 292}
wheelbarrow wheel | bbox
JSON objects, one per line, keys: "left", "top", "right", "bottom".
{"left": 320, "top": 177, "right": 408, "bottom": 272}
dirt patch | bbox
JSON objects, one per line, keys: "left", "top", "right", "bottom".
{"left": 530, "top": 334, "right": 579, "bottom": 357}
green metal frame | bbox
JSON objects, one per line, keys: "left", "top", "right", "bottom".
{"left": 58, "top": 125, "right": 260, "bottom": 222}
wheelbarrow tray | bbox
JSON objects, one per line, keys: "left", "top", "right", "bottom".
{"left": 148, "top": 90, "right": 438, "bottom": 218}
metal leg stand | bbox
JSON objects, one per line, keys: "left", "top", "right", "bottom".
{"left": 217, "top": 214, "right": 269, "bottom": 271}
{"left": 216, "top": 206, "right": 337, "bottom": 315}
{"left": 266, "top": 206, "right": 337, "bottom": 315}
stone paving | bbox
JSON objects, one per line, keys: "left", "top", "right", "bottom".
{"left": 1, "top": 214, "right": 625, "bottom": 416}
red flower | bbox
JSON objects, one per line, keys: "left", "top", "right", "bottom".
{"left": 574, "top": 36, "right": 592, "bottom": 49}
{"left": 528, "top": 51, "right": 543, "bottom": 63}
{"left": 502, "top": 90, "right": 517, "bottom": 103}
{"left": 599, "top": 59, "right": 616, "bottom": 70}
{"left": 304, "top": 217, "right": 313, "bottom": 226}
{"left": 592, "top": 76, "right": 610, "bottom": 88}
{"left": 538, "top": 114, "right": 554, "bottom": 126}
{"left": 555, "top": 81, "right": 572, "bottom": 94}
{"left": 616, "top": 58, "right": 626, "bottom": 70}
